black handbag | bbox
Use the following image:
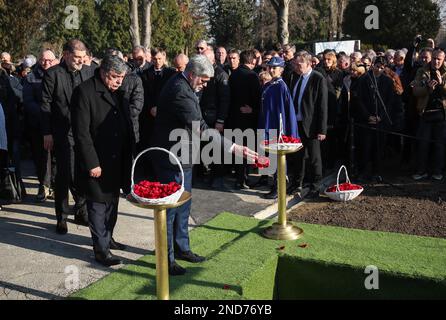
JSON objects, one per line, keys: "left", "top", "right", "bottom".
{"left": 0, "top": 167, "right": 23, "bottom": 203}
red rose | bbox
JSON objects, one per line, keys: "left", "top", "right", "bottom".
{"left": 134, "top": 180, "right": 181, "bottom": 199}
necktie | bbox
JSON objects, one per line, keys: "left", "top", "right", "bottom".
{"left": 293, "top": 76, "right": 303, "bottom": 114}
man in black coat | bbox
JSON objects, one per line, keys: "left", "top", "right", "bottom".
{"left": 287, "top": 51, "right": 328, "bottom": 198}
{"left": 200, "top": 49, "right": 230, "bottom": 189}
{"left": 227, "top": 49, "right": 261, "bottom": 189}
{"left": 356, "top": 56, "right": 402, "bottom": 180}
{"left": 139, "top": 48, "right": 176, "bottom": 150}
{"left": 41, "top": 39, "right": 95, "bottom": 234}
{"left": 72, "top": 55, "right": 133, "bottom": 267}
{"left": 151, "top": 55, "right": 257, "bottom": 276}
{"left": 23, "top": 49, "right": 58, "bottom": 202}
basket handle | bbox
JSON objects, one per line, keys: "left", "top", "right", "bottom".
{"left": 336, "top": 165, "right": 351, "bottom": 192}
{"left": 131, "top": 147, "right": 185, "bottom": 190}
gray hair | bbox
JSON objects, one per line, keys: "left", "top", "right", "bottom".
{"left": 395, "top": 49, "right": 406, "bottom": 58}
{"left": 185, "top": 55, "right": 214, "bottom": 78}
{"left": 385, "top": 49, "right": 395, "bottom": 57}
{"left": 100, "top": 55, "right": 128, "bottom": 74}
{"left": 132, "top": 45, "right": 147, "bottom": 54}
{"left": 294, "top": 50, "right": 312, "bottom": 64}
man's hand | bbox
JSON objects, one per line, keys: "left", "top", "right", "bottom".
{"left": 215, "top": 122, "right": 224, "bottom": 133}
{"left": 232, "top": 144, "right": 258, "bottom": 163}
{"left": 240, "top": 105, "right": 253, "bottom": 114}
{"left": 150, "top": 107, "right": 157, "bottom": 117}
{"left": 43, "top": 135, "right": 53, "bottom": 151}
{"left": 317, "top": 134, "right": 326, "bottom": 141}
{"left": 89, "top": 166, "right": 102, "bottom": 178}
{"left": 428, "top": 79, "right": 439, "bottom": 92}
{"left": 368, "top": 116, "right": 381, "bottom": 124}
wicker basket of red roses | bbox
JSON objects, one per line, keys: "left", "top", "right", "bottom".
{"left": 130, "top": 147, "right": 184, "bottom": 205}
{"left": 261, "top": 134, "right": 303, "bottom": 152}
{"left": 324, "top": 165, "right": 363, "bottom": 202}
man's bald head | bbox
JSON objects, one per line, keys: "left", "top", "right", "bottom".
{"left": 174, "top": 53, "right": 189, "bottom": 72}
{"left": 39, "top": 49, "right": 57, "bottom": 70}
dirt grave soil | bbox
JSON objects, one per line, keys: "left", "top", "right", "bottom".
{"left": 289, "top": 173, "right": 446, "bottom": 239}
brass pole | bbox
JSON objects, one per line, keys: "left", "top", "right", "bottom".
{"left": 154, "top": 208, "right": 169, "bottom": 300}
{"left": 277, "top": 152, "right": 287, "bottom": 227}
{"left": 262, "top": 149, "right": 304, "bottom": 240}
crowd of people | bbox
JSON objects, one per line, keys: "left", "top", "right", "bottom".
{"left": 0, "top": 34, "right": 444, "bottom": 273}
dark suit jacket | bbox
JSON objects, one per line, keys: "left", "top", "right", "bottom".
{"left": 41, "top": 62, "right": 94, "bottom": 146}
{"left": 71, "top": 73, "right": 134, "bottom": 202}
{"left": 139, "top": 65, "right": 176, "bottom": 147}
{"left": 151, "top": 73, "right": 232, "bottom": 170}
{"left": 120, "top": 72, "right": 143, "bottom": 145}
{"left": 200, "top": 64, "right": 230, "bottom": 126}
{"left": 227, "top": 65, "right": 261, "bottom": 130}
{"left": 290, "top": 70, "right": 328, "bottom": 138}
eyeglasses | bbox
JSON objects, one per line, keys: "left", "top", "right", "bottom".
{"left": 41, "top": 59, "right": 54, "bottom": 64}
{"left": 196, "top": 47, "right": 205, "bottom": 51}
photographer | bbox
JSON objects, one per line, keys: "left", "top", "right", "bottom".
{"left": 412, "top": 48, "right": 446, "bottom": 181}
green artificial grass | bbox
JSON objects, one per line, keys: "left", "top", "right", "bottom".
{"left": 70, "top": 212, "right": 446, "bottom": 300}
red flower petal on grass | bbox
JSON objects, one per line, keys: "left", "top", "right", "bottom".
{"left": 223, "top": 284, "right": 231, "bottom": 290}
{"left": 298, "top": 243, "right": 308, "bottom": 248}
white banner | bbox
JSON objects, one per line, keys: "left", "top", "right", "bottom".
{"left": 314, "top": 40, "right": 360, "bottom": 55}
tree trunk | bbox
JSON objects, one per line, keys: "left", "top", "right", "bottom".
{"left": 128, "top": 0, "right": 140, "bottom": 47}
{"left": 143, "top": 0, "right": 154, "bottom": 49}
{"left": 328, "top": 0, "right": 337, "bottom": 40}
{"left": 270, "top": 0, "right": 292, "bottom": 45}
{"left": 336, "top": 0, "right": 348, "bottom": 40}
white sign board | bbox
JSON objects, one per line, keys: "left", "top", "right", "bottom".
{"left": 314, "top": 40, "right": 360, "bottom": 55}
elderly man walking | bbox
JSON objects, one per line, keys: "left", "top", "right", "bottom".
{"left": 72, "top": 55, "right": 133, "bottom": 266}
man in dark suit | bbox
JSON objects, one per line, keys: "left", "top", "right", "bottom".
{"left": 139, "top": 48, "right": 176, "bottom": 150}
{"left": 287, "top": 50, "right": 328, "bottom": 198}
{"left": 71, "top": 55, "right": 133, "bottom": 267}
{"left": 41, "top": 39, "right": 95, "bottom": 234}
{"left": 151, "top": 55, "right": 257, "bottom": 276}
{"left": 200, "top": 49, "right": 230, "bottom": 189}
{"left": 227, "top": 49, "right": 261, "bottom": 189}
{"left": 23, "top": 49, "right": 58, "bottom": 202}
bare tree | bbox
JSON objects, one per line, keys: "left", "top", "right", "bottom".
{"left": 129, "top": 0, "right": 140, "bottom": 47}
{"left": 269, "top": 0, "right": 292, "bottom": 45}
{"left": 328, "top": 0, "right": 348, "bottom": 40}
{"left": 143, "top": 0, "right": 156, "bottom": 49}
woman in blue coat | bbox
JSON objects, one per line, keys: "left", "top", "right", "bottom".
{"left": 258, "top": 56, "right": 299, "bottom": 199}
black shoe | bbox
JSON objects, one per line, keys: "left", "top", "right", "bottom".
{"left": 263, "top": 187, "right": 277, "bottom": 199}
{"left": 95, "top": 252, "right": 122, "bottom": 267}
{"left": 305, "top": 189, "right": 320, "bottom": 199}
{"left": 110, "top": 238, "right": 127, "bottom": 251}
{"left": 169, "top": 261, "right": 186, "bottom": 276}
{"left": 174, "top": 251, "right": 206, "bottom": 263}
{"left": 56, "top": 219, "right": 68, "bottom": 235}
{"left": 248, "top": 176, "right": 269, "bottom": 188}
{"left": 36, "top": 185, "right": 49, "bottom": 202}
{"left": 234, "top": 182, "right": 250, "bottom": 190}
{"left": 286, "top": 183, "right": 301, "bottom": 195}
{"left": 74, "top": 213, "right": 89, "bottom": 226}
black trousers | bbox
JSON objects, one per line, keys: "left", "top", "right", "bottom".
{"left": 288, "top": 124, "right": 323, "bottom": 189}
{"left": 87, "top": 198, "right": 119, "bottom": 256}
{"left": 28, "top": 127, "right": 55, "bottom": 188}
{"left": 358, "top": 125, "right": 386, "bottom": 176}
{"left": 54, "top": 143, "right": 86, "bottom": 220}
